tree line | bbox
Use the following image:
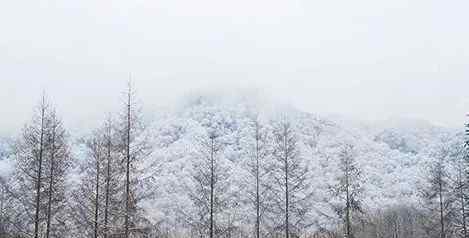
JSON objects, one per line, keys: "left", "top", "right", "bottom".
{"left": 1, "top": 83, "right": 469, "bottom": 238}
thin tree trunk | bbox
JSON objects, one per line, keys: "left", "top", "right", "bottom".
{"left": 46, "top": 122, "right": 56, "bottom": 238}
{"left": 104, "top": 120, "right": 112, "bottom": 238}
{"left": 345, "top": 158, "right": 351, "bottom": 238}
{"left": 34, "top": 97, "right": 46, "bottom": 238}
{"left": 255, "top": 122, "right": 260, "bottom": 238}
{"left": 210, "top": 136, "right": 214, "bottom": 238}
{"left": 125, "top": 83, "right": 131, "bottom": 238}
{"left": 284, "top": 125, "right": 289, "bottom": 238}
{"left": 439, "top": 174, "right": 445, "bottom": 238}
{"left": 459, "top": 167, "right": 467, "bottom": 238}
{"left": 94, "top": 153, "right": 100, "bottom": 238}
{"left": 0, "top": 184, "right": 4, "bottom": 236}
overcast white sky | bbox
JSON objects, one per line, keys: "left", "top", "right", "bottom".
{"left": 1, "top": 0, "right": 468, "bottom": 135}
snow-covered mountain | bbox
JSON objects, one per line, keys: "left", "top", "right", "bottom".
{"left": 136, "top": 93, "right": 460, "bottom": 230}
{"left": 0, "top": 93, "right": 462, "bottom": 232}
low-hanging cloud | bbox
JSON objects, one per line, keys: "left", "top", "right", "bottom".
{"left": 1, "top": 0, "right": 468, "bottom": 135}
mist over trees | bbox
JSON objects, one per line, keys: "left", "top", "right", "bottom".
{"left": 0, "top": 84, "right": 468, "bottom": 238}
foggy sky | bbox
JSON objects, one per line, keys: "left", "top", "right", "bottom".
{"left": 1, "top": 0, "right": 468, "bottom": 135}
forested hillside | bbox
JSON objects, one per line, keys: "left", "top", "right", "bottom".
{"left": 0, "top": 89, "right": 467, "bottom": 238}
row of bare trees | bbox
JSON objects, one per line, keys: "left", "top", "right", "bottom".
{"left": 0, "top": 83, "right": 153, "bottom": 238}
{"left": 0, "top": 89, "right": 365, "bottom": 238}
{"left": 69, "top": 82, "right": 152, "bottom": 238}
{"left": 184, "top": 115, "right": 364, "bottom": 238}
{"left": 6, "top": 94, "right": 72, "bottom": 238}
{"left": 329, "top": 122, "right": 469, "bottom": 238}
{"left": 4, "top": 83, "right": 469, "bottom": 238}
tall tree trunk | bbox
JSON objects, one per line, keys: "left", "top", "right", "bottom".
{"left": 210, "top": 136, "right": 214, "bottom": 238}
{"left": 0, "top": 183, "right": 5, "bottom": 237}
{"left": 439, "top": 175, "right": 445, "bottom": 238}
{"left": 459, "top": 168, "right": 467, "bottom": 238}
{"left": 34, "top": 97, "right": 46, "bottom": 238}
{"left": 104, "top": 120, "right": 112, "bottom": 238}
{"left": 255, "top": 122, "right": 260, "bottom": 238}
{"left": 284, "top": 125, "right": 289, "bottom": 238}
{"left": 94, "top": 154, "right": 100, "bottom": 238}
{"left": 125, "top": 83, "right": 131, "bottom": 238}
{"left": 46, "top": 122, "right": 56, "bottom": 238}
{"left": 345, "top": 158, "right": 351, "bottom": 238}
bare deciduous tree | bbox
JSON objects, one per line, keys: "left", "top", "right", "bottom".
{"left": 8, "top": 94, "right": 70, "bottom": 237}
{"left": 331, "top": 144, "right": 363, "bottom": 238}
{"left": 44, "top": 109, "right": 71, "bottom": 238}
{"left": 70, "top": 118, "right": 122, "bottom": 238}
{"left": 186, "top": 128, "right": 240, "bottom": 238}
{"left": 266, "top": 118, "right": 313, "bottom": 238}
{"left": 421, "top": 143, "right": 455, "bottom": 238}
{"left": 116, "top": 81, "right": 152, "bottom": 238}
{"left": 241, "top": 115, "right": 272, "bottom": 238}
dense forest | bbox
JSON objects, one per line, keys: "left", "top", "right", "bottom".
{"left": 0, "top": 83, "right": 468, "bottom": 238}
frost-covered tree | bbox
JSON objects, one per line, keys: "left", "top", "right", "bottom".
{"left": 102, "top": 117, "right": 122, "bottom": 238}
{"left": 69, "top": 117, "right": 122, "bottom": 238}
{"left": 465, "top": 118, "right": 469, "bottom": 149}
{"left": 239, "top": 115, "right": 272, "bottom": 238}
{"left": 115, "top": 82, "right": 152, "bottom": 237}
{"left": 347, "top": 205, "right": 428, "bottom": 238}
{"left": 70, "top": 129, "right": 106, "bottom": 238}
{"left": 0, "top": 141, "right": 13, "bottom": 237}
{"left": 8, "top": 95, "right": 71, "bottom": 237}
{"left": 420, "top": 142, "right": 455, "bottom": 238}
{"left": 265, "top": 118, "right": 313, "bottom": 238}
{"left": 27, "top": 94, "right": 48, "bottom": 238}
{"left": 0, "top": 177, "right": 14, "bottom": 237}
{"left": 187, "top": 130, "right": 238, "bottom": 238}
{"left": 43, "top": 109, "right": 71, "bottom": 238}
{"left": 455, "top": 117, "right": 469, "bottom": 238}
{"left": 331, "top": 143, "right": 363, "bottom": 238}
{"left": 449, "top": 137, "right": 468, "bottom": 238}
